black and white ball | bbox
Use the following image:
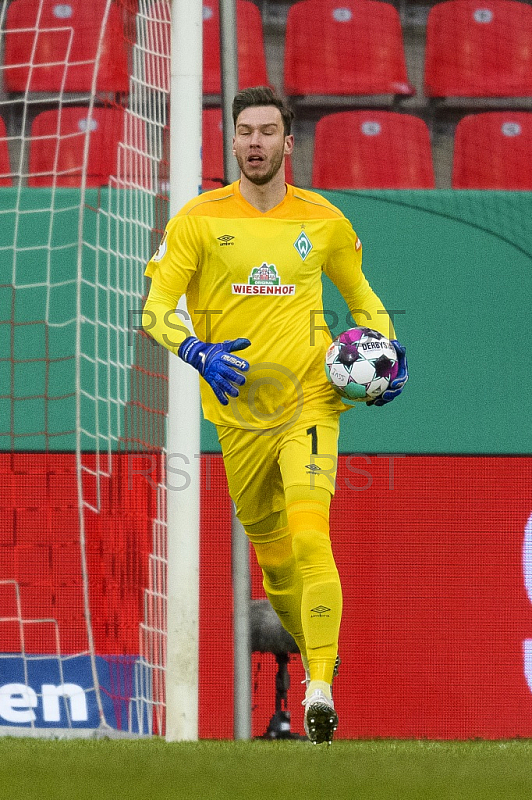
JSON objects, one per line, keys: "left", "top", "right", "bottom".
{"left": 325, "top": 326, "right": 399, "bottom": 402}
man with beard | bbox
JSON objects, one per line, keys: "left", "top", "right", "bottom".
{"left": 142, "top": 86, "right": 408, "bottom": 744}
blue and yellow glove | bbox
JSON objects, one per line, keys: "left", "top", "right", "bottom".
{"left": 368, "top": 339, "right": 408, "bottom": 407}
{"left": 178, "top": 336, "right": 251, "bottom": 405}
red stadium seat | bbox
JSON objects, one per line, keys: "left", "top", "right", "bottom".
{"left": 202, "top": 0, "right": 268, "bottom": 95}
{"left": 158, "top": 112, "right": 223, "bottom": 192}
{"left": 3, "top": 0, "right": 129, "bottom": 94}
{"left": 452, "top": 111, "right": 532, "bottom": 189}
{"left": 159, "top": 109, "right": 294, "bottom": 191}
{"left": 284, "top": 0, "right": 414, "bottom": 99}
{"left": 28, "top": 106, "right": 149, "bottom": 188}
{"left": 144, "top": 0, "right": 268, "bottom": 95}
{"left": 0, "top": 118, "right": 12, "bottom": 186}
{"left": 424, "top": 0, "right": 532, "bottom": 98}
{"left": 311, "top": 111, "right": 435, "bottom": 189}
{"left": 202, "top": 108, "right": 226, "bottom": 189}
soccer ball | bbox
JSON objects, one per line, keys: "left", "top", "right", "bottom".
{"left": 325, "top": 327, "right": 399, "bottom": 402}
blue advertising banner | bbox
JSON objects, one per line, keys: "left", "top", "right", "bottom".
{"left": 0, "top": 654, "right": 148, "bottom": 732}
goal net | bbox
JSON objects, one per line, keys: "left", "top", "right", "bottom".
{"left": 0, "top": 0, "right": 170, "bottom": 736}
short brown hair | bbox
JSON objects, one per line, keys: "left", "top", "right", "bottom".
{"left": 232, "top": 86, "right": 295, "bottom": 136}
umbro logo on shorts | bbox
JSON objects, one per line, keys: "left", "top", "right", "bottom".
{"left": 311, "top": 605, "right": 331, "bottom": 618}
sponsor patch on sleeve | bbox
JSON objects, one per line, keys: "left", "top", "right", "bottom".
{"left": 151, "top": 231, "right": 168, "bottom": 262}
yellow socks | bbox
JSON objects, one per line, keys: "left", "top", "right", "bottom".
{"left": 246, "top": 519, "right": 307, "bottom": 662}
{"left": 286, "top": 486, "right": 342, "bottom": 687}
{"left": 245, "top": 487, "right": 342, "bottom": 687}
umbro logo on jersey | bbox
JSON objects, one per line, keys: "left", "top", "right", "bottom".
{"left": 218, "top": 234, "right": 234, "bottom": 246}
{"left": 305, "top": 463, "right": 322, "bottom": 472}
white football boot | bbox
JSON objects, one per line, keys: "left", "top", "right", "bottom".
{"left": 301, "top": 656, "right": 341, "bottom": 745}
{"left": 303, "top": 688, "right": 338, "bottom": 745}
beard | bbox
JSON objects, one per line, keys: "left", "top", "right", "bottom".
{"left": 236, "top": 148, "right": 285, "bottom": 186}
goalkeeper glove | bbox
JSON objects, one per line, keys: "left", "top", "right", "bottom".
{"left": 368, "top": 339, "right": 408, "bottom": 407}
{"left": 178, "top": 336, "right": 251, "bottom": 406}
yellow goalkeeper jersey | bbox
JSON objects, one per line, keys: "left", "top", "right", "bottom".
{"left": 144, "top": 181, "right": 395, "bottom": 430}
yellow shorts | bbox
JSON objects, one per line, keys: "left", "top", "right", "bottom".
{"left": 216, "top": 409, "right": 341, "bottom": 527}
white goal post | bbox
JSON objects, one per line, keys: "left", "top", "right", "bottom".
{"left": 166, "top": 0, "right": 251, "bottom": 741}
{"left": 164, "top": 0, "right": 203, "bottom": 743}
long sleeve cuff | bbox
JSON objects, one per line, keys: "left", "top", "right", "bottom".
{"left": 141, "top": 282, "right": 192, "bottom": 356}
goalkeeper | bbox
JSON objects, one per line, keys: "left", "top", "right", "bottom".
{"left": 142, "top": 86, "right": 408, "bottom": 745}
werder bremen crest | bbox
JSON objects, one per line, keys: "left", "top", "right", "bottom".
{"left": 249, "top": 263, "right": 280, "bottom": 286}
{"left": 294, "top": 230, "right": 313, "bottom": 261}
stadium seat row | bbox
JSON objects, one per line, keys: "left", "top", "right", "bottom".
{"left": 312, "top": 110, "right": 532, "bottom": 189}
{"left": 3, "top": 0, "right": 532, "bottom": 100}
{"left": 1, "top": 107, "right": 532, "bottom": 189}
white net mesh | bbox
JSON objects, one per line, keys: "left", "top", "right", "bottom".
{"left": 1, "top": 0, "right": 169, "bottom": 736}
